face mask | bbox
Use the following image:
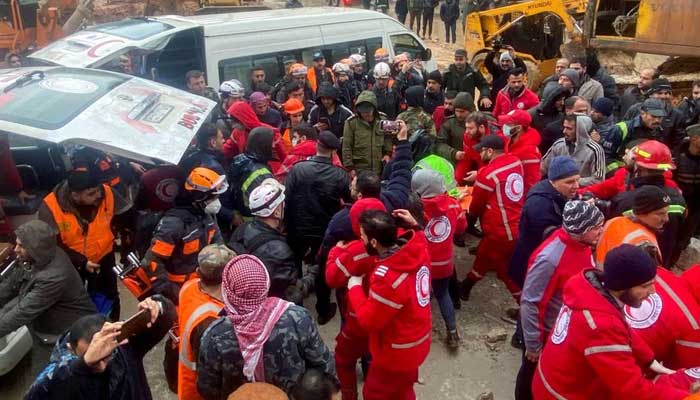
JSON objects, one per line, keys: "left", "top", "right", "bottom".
{"left": 204, "top": 198, "right": 222, "bottom": 215}
{"left": 503, "top": 125, "right": 513, "bottom": 137}
{"left": 291, "top": 138, "right": 299, "bottom": 147}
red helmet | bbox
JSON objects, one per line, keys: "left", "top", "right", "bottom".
{"left": 632, "top": 140, "right": 676, "bottom": 171}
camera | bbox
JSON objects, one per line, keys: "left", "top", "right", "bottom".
{"left": 380, "top": 120, "right": 400, "bottom": 133}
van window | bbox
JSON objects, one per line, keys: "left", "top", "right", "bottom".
{"left": 390, "top": 33, "right": 425, "bottom": 61}
{"left": 147, "top": 28, "right": 205, "bottom": 89}
{"left": 90, "top": 19, "right": 174, "bottom": 41}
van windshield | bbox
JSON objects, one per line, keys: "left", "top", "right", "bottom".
{"left": 89, "top": 18, "right": 175, "bottom": 41}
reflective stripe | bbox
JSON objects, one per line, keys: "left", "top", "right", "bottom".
{"left": 537, "top": 362, "right": 568, "bottom": 400}
{"left": 241, "top": 167, "right": 271, "bottom": 206}
{"left": 179, "top": 302, "right": 223, "bottom": 370}
{"left": 606, "top": 160, "right": 624, "bottom": 173}
{"left": 492, "top": 174, "right": 513, "bottom": 241}
{"left": 353, "top": 253, "right": 369, "bottom": 262}
{"left": 656, "top": 276, "right": 700, "bottom": 329}
{"left": 583, "top": 310, "right": 597, "bottom": 330}
{"left": 616, "top": 121, "right": 628, "bottom": 142}
{"left": 676, "top": 339, "right": 700, "bottom": 349}
{"left": 370, "top": 290, "right": 403, "bottom": 309}
{"left": 431, "top": 260, "right": 451, "bottom": 266}
{"left": 474, "top": 181, "right": 493, "bottom": 191}
{"left": 152, "top": 240, "right": 175, "bottom": 257}
{"left": 335, "top": 258, "right": 351, "bottom": 278}
{"left": 392, "top": 272, "right": 408, "bottom": 289}
{"left": 621, "top": 229, "right": 647, "bottom": 244}
{"left": 669, "top": 204, "right": 686, "bottom": 214}
{"left": 391, "top": 332, "right": 430, "bottom": 349}
{"left": 583, "top": 344, "right": 632, "bottom": 356}
{"left": 521, "top": 159, "right": 540, "bottom": 165}
{"left": 167, "top": 272, "right": 193, "bottom": 284}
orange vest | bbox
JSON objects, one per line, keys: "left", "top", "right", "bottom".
{"left": 595, "top": 216, "right": 660, "bottom": 267}
{"left": 178, "top": 279, "right": 224, "bottom": 400}
{"left": 307, "top": 67, "right": 335, "bottom": 93}
{"left": 44, "top": 184, "right": 115, "bottom": 263}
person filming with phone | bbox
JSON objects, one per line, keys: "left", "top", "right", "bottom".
{"left": 25, "top": 295, "right": 176, "bottom": 400}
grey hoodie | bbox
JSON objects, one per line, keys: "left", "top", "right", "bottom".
{"left": 0, "top": 220, "right": 95, "bottom": 339}
{"left": 541, "top": 115, "right": 606, "bottom": 186}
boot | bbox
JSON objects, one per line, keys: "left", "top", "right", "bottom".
{"left": 317, "top": 303, "right": 338, "bottom": 326}
{"left": 459, "top": 279, "right": 476, "bottom": 302}
{"left": 511, "top": 333, "right": 525, "bottom": 350}
{"left": 446, "top": 329, "right": 461, "bottom": 350}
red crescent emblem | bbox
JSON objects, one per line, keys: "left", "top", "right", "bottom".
{"left": 87, "top": 39, "right": 125, "bottom": 58}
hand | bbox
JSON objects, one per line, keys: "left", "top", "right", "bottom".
{"left": 464, "top": 170, "right": 478, "bottom": 183}
{"left": 314, "top": 122, "right": 329, "bottom": 131}
{"left": 349, "top": 169, "right": 357, "bottom": 180}
{"left": 137, "top": 297, "right": 162, "bottom": 327}
{"left": 82, "top": 321, "right": 126, "bottom": 372}
{"left": 455, "top": 151, "right": 466, "bottom": 161}
{"left": 479, "top": 98, "right": 493, "bottom": 109}
{"left": 382, "top": 155, "right": 391, "bottom": 163}
{"left": 392, "top": 209, "right": 418, "bottom": 227}
{"left": 17, "top": 190, "right": 35, "bottom": 205}
{"left": 336, "top": 240, "right": 349, "bottom": 248}
{"left": 348, "top": 275, "right": 363, "bottom": 289}
{"left": 401, "top": 62, "right": 411, "bottom": 74}
{"left": 505, "top": 45, "right": 515, "bottom": 57}
{"left": 396, "top": 119, "right": 408, "bottom": 141}
{"left": 129, "top": 162, "right": 146, "bottom": 175}
{"left": 86, "top": 261, "right": 101, "bottom": 274}
{"left": 590, "top": 130, "right": 601, "bottom": 142}
{"left": 525, "top": 350, "right": 540, "bottom": 363}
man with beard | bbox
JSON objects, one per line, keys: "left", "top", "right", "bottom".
{"left": 588, "top": 97, "right": 619, "bottom": 171}
{"left": 492, "top": 68, "right": 539, "bottom": 118}
{"left": 436, "top": 92, "right": 474, "bottom": 167}
{"left": 179, "top": 123, "right": 226, "bottom": 175}
{"left": 620, "top": 68, "right": 657, "bottom": 118}
{"left": 442, "top": 49, "right": 492, "bottom": 110}
{"left": 532, "top": 244, "right": 691, "bottom": 400}
{"left": 371, "top": 62, "right": 401, "bottom": 120}
{"left": 424, "top": 70, "right": 444, "bottom": 114}
{"left": 485, "top": 45, "right": 528, "bottom": 100}
{"left": 433, "top": 90, "right": 458, "bottom": 132}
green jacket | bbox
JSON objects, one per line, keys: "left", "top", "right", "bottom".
{"left": 342, "top": 91, "right": 391, "bottom": 175}
{"left": 397, "top": 107, "right": 436, "bottom": 137}
{"left": 442, "top": 64, "right": 491, "bottom": 100}
{"left": 435, "top": 115, "right": 466, "bottom": 163}
{"left": 413, "top": 154, "right": 460, "bottom": 198}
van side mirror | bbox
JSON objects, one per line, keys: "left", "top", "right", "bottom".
{"left": 420, "top": 48, "right": 432, "bottom": 61}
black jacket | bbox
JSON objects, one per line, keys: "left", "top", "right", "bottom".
{"left": 179, "top": 147, "right": 225, "bottom": 175}
{"left": 225, "top": 129, "right": 274, "bottom": 217}
{"left": 675, "top": 140, "right": 700, "bottom": 205}
{"left": 284, "top": 156, "right": 351, "bottom": 242}
{"left": 540, "top": 116, "right": 564, "bottom": 155}
{"left": 308, "top": 84, "right": 354, "bottom": 139}
{"left": 530, "top": 85, "right": 568, "bottom": 140}
{"left": 623, "top": 102, "right": 686, "bottom": 153}
{"left": 677, "top": 97, "right": 700, "bottom": 127}
{"left": 372, "top": 84, "right": 401, "bottom": 120}
{"left": 485, "top": 50, "right": 527, "bottom": 96}
{"left": 25, "top": 295, "right": 176, "bottom": 400}
{"left": 442, "top": 64, "right": 491, "bottom": 100}
{"left": 424, "top": 90, "right": 444, "bottom": 114}
{"left": 592, "top": 68, "right": 619, "bottom": 105}
{"left": 440, "top": 0, "right": 460, "bottom": 22}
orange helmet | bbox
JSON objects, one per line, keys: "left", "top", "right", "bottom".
{"left": 283, "top": 98, "right": 304, "bottom": 115}
{"left": 632, "top": 140, "right": 676, "bottom": 171}
{"left": 289, "top": 63, "right": 308, "bottom": 77}
{"left": 185, "top": 167, "right": 228, "bottom": 195}
{"left": 374, "top": 48, "right": 390, "bottom": 63}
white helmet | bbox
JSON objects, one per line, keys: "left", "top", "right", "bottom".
{"left": 349, "top": 54, "right": 366, "bottom": 66}
{"left": 249, "top": 178, "right": 286, "bottom": 217}
{"left": 332, "top": 62, "right": 351, "bottom": 76}
{"left": 219, "top": 79, "right": 244, "bottom": 98}
{"left": 373, "top": 62, "right": 391, "bottom": 79}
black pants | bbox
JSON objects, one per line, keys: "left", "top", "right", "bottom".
{"left": 445, "top": 20, "right": 457, "bottom": 43}
{"left": 291, "top": 239, "right": 330, "bottom": 314}
{"left": 409, "top": 9, "right": 422, "bottom": 33}
{"left": 397, "top": 12, "right": 407, "bottom": 24}
{"left": 514, "top": 348, "right": 537, "bottom": 400}
{"left": 82, "top": 252, "right": 120, "bottom": 321}
{"left": 673, "top": 204, "right": 700, "bottom": 265}
{"left": 421, "top": 11, "right": 434, "bottom": 37}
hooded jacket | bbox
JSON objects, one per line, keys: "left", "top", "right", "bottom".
{"left": 532, "top": 270, "right": 689, "bottom": 400}
{"left": 506, "top": 126, "right": 542, "bottom": 196}
{"left": 422, "top": 194, "right": 466, "bottom": 279}
{"left": 226, "top": 127, "right": 275, "bottom": 217}
{"left": 0, "top": 220, "right": 95, "bottom": 338}
{"left": 423, "top": 89, "right": 444, "bottom": 115}
{"left": 222, "top": 102, "right": 287, "bottom": 169}
{"left": 342, "top": 91, "right": 392, "bottom": 174}
{"left": 397, "top": 86, "right": 436, "bottom": 137}
{"left": 541, "top": 115, "right": 606, "bottom": 186}
{"left": 308, "top": 83, "right": 353, "bottom": 139}
{"left": 529, "top": 85, "right": 568, "bottom": 135}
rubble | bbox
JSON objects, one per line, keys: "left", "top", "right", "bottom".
{"left": 485, "top": 327, "right": 508, "bottom": 344}
{"left": 476, "top": 391, "right": 495, "bottom": 400}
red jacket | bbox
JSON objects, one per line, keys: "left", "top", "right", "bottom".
{"left": 222, "top": 102, "right": 287, "bottom": 171}
{"left": 432, "top": 106, "right": 447, "bottom": 132}
{"left": 492, "top": 87, "right": 539, "bottom": 118}
{"left": 506, "top": 127, "right": 541, "bottom": 196}
{"left": 469, "top": 153, "right": 524, "bottom": 242}
{"left": 578, "top": 167, "right": 679, "bottom": 199}
{"left": 348, "top": 230, "right": 432, "bottom": 372}
{"left": 422, "top": 194, "right": 466, "bottom": 279}
{"left": 533, "top": 270, "right": 689, "bottom": 400}
{"left": 275, "top": 140, "right": 343, "bottom": 181}
{"left": 625, "top": 267, "right": 700, "bottom": 369}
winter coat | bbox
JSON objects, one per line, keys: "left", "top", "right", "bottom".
{"left": 541, "top": 115, "right": 606, "bottom": 186}
{"left": 484, "top": 50, "right": 527, "bottom": 95}
{"left": 675, "top": 140, "right": 700, "bottom": 206}
{"left": 622, "top": 103, "right": 687, "bottom": 153}
{"left": 619, "top": 86, "right": 648, "bottom": 119}
{"left": 576, "top": 75, "right": 605, "bottom": 104}
{"left": 529, "top": 84, "right": 568, "bottom": 135}
{"left": 397, "top": 107, "right": 436, "bottom": 137}
{"left": 372, "top": 82, "right": 401, "bottom": 120}
{"left": 521, "top": 228, "right": 594, "bottom": 353}
{"left": 435, "top": 115, "right": 466, "bottom": 164}
{"left": 507, "top": 179, "right": 568, "bottom": 288}
{"left": 348, "top": 230, "right": 432, "bottom": 371}
{"left": 424, "top": 90, "right": 444, "bottom": 115}
{"left": 492, "top": 86, "right": 539, "bottom": 118}
{"left": 285, "top": 156, "right": 351, "bottom": 242}
{"left": 25, "top": 295, "right": 176, "bottom": 400}
{"left": 342, "top": 91, "right": 392, "bottom": 174}
{"left": 197, "top": 305, "right": 335, "bottom": 398}
{"left": 422, "top": 194, "right": 466, "bottom": 279}
{"left": 442, "top": 64, "right": 491, "bottom": 100}
{"left": 223, "top": 102, "right": 287, "bottom": 171}
{"left": 179, "top": 147, "right": 225, "bottom": 176}
{"left": 274, "top": 140, "right": 343, "bottom": 182}
{"left": 506, "top": 127, "right": 542, "bottom": 196}
{"left": 592, "top": 114, "right": 619, "bottom": 166}
{"left": 581, "top": 167, "right": 679, "bottom": 201}
{"left": 394, "top": 68, "right": 424, "bottom": 98}
{"left": 532, "top": 270, "right": 689, "bottom": 400}
{"left": 440, "top": 0, "right": 460, "bottom": 22}
{"left": 677, "top": 97, "right": 700, "bottom": 127}
{"left": 408, "top": 0, "right": 422, "bottom": 11}
{"left": 395, "top": 0, "right": 408, "bottom": 15}
{"left": 257, "top": 108, "right": 284, "bottom": 130}
{"left": 226, "top": 128, "right": 275, "bottom": 217}
{"left": 0, "top": 220, "right": 95, "bottom": 338}
{"left": 421, "top": 0, "right": 438, "bottom": 13}
{"left": 540, "top": 116, "right": 564, "bottom": 155}
{"left": 308, "top": 83, "right": 354, "bottom": 139}
{"left": 592, "top": 68, "right": 619, "bottom": 105}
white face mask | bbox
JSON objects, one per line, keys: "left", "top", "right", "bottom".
{"left": 204, "top": 198, "right": 222, "bottom": 215}
{"left": 291, "top": 137, "right": 299, "bottom": 147}
{"left": 503, "top": 124, "right": 513, "bottom": 137}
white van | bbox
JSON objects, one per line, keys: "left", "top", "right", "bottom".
{"left": 28, "top": 7, "right": 435, "bottom": 91}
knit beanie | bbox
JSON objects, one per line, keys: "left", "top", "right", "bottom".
{"left": 411, "top": 169, "right": 446, "bottom": 199}
{"left": 249, "top": 91, "right": 267, "bottom": 105}
{"left": 499, "top": 52, "right": 514, "bottom": 63}
{"left": 427, "top": 70, "right": 443, "bottom": 86}
{"left": 686, "top": 124, "right": 700, "bottom": 137}
{"left": 405, "top": 85, "right": 425, "bottom": 108}
{"left": 548, "top": 156, "right": 580, "bottom": 181}
{"left": 562, "top": 200, "right": 604, "bottom": 236}
{"left": 592, "top": 97, "right": 614, "bottom": 117}
{"left": 452, "top": 92, "right": 475, "bottom": 111}
{"left": 632, "top": 185, "right": 671, "bottom": 215}
{"left": 603, "top": 244, "right": 657, "bottom": 291}
{"left": 68, "top": 168, "right": 99, "bottom": 192}
{"left": 560, "top": 68, "right": 581, "bottom": 87}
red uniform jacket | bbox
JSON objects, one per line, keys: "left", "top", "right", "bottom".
{"left": 275, "top": 139, "right": 343, "bottom": 181}
{"left": 578, "top": 167, "right": 679, "bottom": 199}
{"left": 505, "top": 127, "right": 541, "bottom": 196}
{"left": 422, "top": 194, "right": 466, "bottom": 279}
{"left": 492, "top": 87, "right": 539, "bottom": 118}
{"left": 348, "top": 230, "right": 432, "bottom": 372}
{"left": 470, "top": 153, "right": 524, "bottom": 242}
{"left": 625, "top": 267, "right": 700, "bottom": 369}
{"left": 533, "top": 270, "right": 689, "bottom": 400}
{"left": 222, "top": 102, "right": 287, "bottom": 171}
{"left": 432, "top": 106, "right": 448, "bottom": 132}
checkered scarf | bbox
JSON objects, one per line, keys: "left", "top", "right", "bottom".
{"left": 222, "top": 254, "right": 291, "bottom": 382}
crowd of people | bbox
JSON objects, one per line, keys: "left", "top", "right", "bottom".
{"left": 1, "top": 19, "right": 700, "bottom": 400}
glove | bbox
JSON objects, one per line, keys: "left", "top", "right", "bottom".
{"left": 348, "top": 275, "right": 363, "bottom": 290}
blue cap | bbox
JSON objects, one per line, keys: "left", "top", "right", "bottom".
{"left": 312, "top": 51, "right": 324, "bottom": 61}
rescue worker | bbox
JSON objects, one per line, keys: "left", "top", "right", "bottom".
{"left": 177, "top": 244, "right": 235, "bottom": 400}
{"left": 492, "top": 68, "right": 539, "bottom": 118}
{"left": 250, "top": 91, "right": 283, "bottom": 129}
{"left": 179, "top": 122, "right": 226, "bottom": 175}
{"left": 308, "top": 82, "right": 353, "bottom": 140}
{"left": 348, "top": 54, "right": 369, "bottom": 91}
{"left": 433, "top": 90, "right": 457, "bottom": 131}
{"left": 276, "top": 123, "right": 343, "bottom": 181}
{"left": 342, "top": 90, "right": 392, "bottom": 175}
{"left": 516, "top": 200, "right": 604, "bottom": 400}
{"left": 39, "top": 168, "right": 130, "bottom": 319}
{"left": 197, "top": 254, "right": 334, "bottom": 396}
{"left": 277, "top": 64, "right": 314, "bottom": 104}
{"left": 271, "top": 56, "right": 298, "bottom": 101}
{"left": 223, "top": 101, "right": 286, "bottom": 166}
{"left": 393, "top": 53, "right": 424, "bottom": 97}
{"left": 442, "top": 49, "right": 492, "bottom": 109}
{"left": 461, "top": 135, "right": 524, "bottom": 301}
{"left": 532, "top": 244, "right": 691, "bottom": 400}
{"left": 348, "top": 209, "right": 432, "bottom": 399}
{"left": 141, "top": 167, "right": 226, "bottom": 303}
{"left": 331, "top": 62, "right": 359, "bottom": 108}
{"left": 424, "top": 70, "right": 444, "bottom": 114}
{"left": 604, "top": 98, "right": 669, "bottom": 159}
{"left": 371, "top": 62, "right": 401, "bottom": 120}
{"left": 502, "top": 110, "right": 542, "bottom": 196}
{"left": 674, "top": 124, "right": 700, "bottom": 263}
{"left": 397, "top": 85, "right": 436, "bottom": 136}
{"left": 308, "top": 51, "right": 335, "bottom": 95}
{"left": 457, "top": 111, "right": 496, "bottom": 184}
{"left": 412, "top": 169, "right": 466, "bottom": 349}
{"left": 215, "top": 80, "right": 245, "bottom": 135}
{"left": 436, "top": 92, "right": 475, "bottom": 167}
{"left": 281, "top": 97, "right": 306, "bottom": 150}
{"left": 677, "top": 80, "right": 700, "bottom": 127}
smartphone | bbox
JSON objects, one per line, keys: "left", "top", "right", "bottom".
{"left": 380, "top": 120, "right": 399, "bottom": 133}
{"left": 116, "top": 309, "right": 151, "bottom": 342}
{"left": 319, "top": 117, "right": 330, "bottom": 126}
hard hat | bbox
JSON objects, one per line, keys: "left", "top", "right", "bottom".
{"left": 249, "top": 178, "right": 286, "bottom": 217}
{"left": 219, "top": 80, "right": 244, "bottom": 98}
{"left": 290, "top": 63, "right": 308, "bottom": 77}
{"left": 349, "top": 54, "right": 366, "bottom": 66}
{"left": 632, "top": 140, "right": 676, "bottom": 171}
{"left": 283, "top": 98, "right": 305, "bottom": 114}
{"left": 332, "top": 62, "right": 351, "bottom": 75}
{"left": 373, "top": 62, "right": 391, "bottom": 79}
{"left": 374, "top": 48, "right": 390, "bottom": 63}
{"left": 339, "top": 58, "right": 352, "bottom": 65}
{"left": 185, "top": 167, "right": 229, "bottom": 195}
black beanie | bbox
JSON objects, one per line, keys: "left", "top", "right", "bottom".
{"left": 603, "top": 244, "right": 657, "bottom": 291}
{"left": 405, "top": 85, "right": 425, "bottom": 108}
{"left": 67, "top": 168, "right": 99, "bottom": 192}
{"left": 427, "top": 70, "right": 443, "bottom": 86}
{"left": 633, "top": 186, "right": 671, "bottom": 215}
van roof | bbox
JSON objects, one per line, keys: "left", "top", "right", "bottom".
{"left": 154, "top": 7, "right": 395, "bottom": 36}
